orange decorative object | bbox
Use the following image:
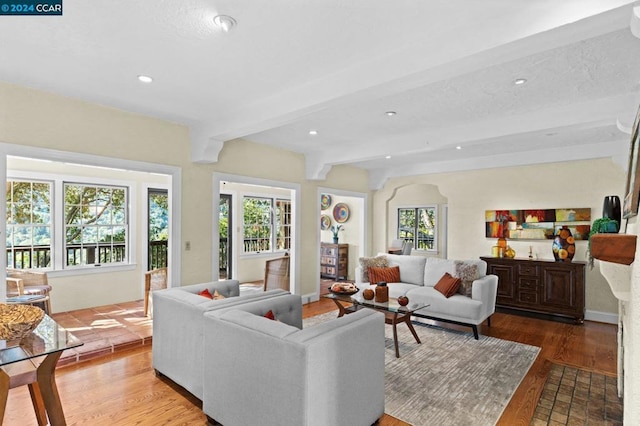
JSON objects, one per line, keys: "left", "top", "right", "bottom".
{"left": 363, "top": 288, "right": 375, "bottom": 300}
{"left": 375, "top": 282, "right": 389, "bottom": 303}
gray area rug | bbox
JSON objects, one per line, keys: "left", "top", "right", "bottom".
{"left": 304, "top": 312, "right": 540, "bottom": 426}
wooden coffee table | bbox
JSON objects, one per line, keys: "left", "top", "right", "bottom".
{"left": 323, "top": 292, "right": 427, "bottom": 358}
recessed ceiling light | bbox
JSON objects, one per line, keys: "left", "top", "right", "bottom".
{"left": 137, "top": 75, "right": 153, "bottom": 83}
{"left": 456, "top": 146, "right": 462, "bottom": 150}
{"left": 213, "top": 15, "right": 237, "bottom": 32}
{"left": 385, "top": 155, "right": 391, "bottom": 159}
{"left": 385, "top": 111, "right": 396, "bottom": 116}
{"left": 309, "top": 130, "right": 318, "bottom": 136}
{"left": 514, "top": 78, "right": 527, "bottom": 85}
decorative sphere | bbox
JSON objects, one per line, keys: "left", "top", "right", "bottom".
{"left": 397, "top": 295, "right": 409, "bottom": 306}
{"left": 363, "top": 288, "right": 375, "bottom": 300}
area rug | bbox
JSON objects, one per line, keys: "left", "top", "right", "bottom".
{"left": 304, "top": 312, "right": 540, "bottom": 426}
{"left": 531, "top": 363, "right": 623, "bottom": 425}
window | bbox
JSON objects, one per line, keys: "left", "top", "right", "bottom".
{"left": 6, "top": 176, "right": 131, "bottom": 270}
{"left": 6, "top": 180, "right": 53, "bottom": 268}
{"left": 64, "top": 183, "right": 128, "bottom": 267}
{"left": 243, "top": 196, "right": 291, "bottom": 254}
{"left": 398, "top": 206, "right": 437, "bottom": 251}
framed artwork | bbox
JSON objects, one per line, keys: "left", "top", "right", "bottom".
{"left": 623, "top": 103, "right": 640, "bottom": 218}
{"left": 320, "top": 214, "right": 331, "bottom": 230}
{"left": 485, "top": 208, "right": 591, "bottom": 240}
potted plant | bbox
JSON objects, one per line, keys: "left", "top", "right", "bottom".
{"left": 330, "top": 224, "right": 343, "bottom": 244}
{"left": 587, "top": 217, "right": 619, "bottom": 268}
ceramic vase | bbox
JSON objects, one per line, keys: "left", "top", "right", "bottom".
{"left": 602, "top": 195, "right": 621, "bottom": 232}
{"left": 333, "top": 237, "right": 339, "bottom": 244}
{"left": 552, "top": 225, "right": 575, "bottom": 262}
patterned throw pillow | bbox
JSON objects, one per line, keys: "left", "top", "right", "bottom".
{"left": 455, "top": 261, "right": 479, "bottom": 297}
{"left": 359, "top": 256, "right": 389, "bottom": 282}
{"left": 368, "top": 266, "right": 401, "bottom": 284}
{"left": 434, "top": 272, "right": 462, "bottom": 298}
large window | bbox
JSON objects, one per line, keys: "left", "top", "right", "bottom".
{"left": 6, "top": 177, "right": 131, "bottom": 270}
{"left": 6, "top": 180, "right": 53, "bottom": 268}
{"left": 64, "top": 183, "right": 128, "bottom": 267}
{"left": 398, "top": 206, "right": 437, "bottom": 251}
{"left": 243, "top": 196, "right": 291, "bottom": 254}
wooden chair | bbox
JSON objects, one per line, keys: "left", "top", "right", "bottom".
{"left": 263, "top": 254, "right": 290, "bottom": 292}
{"left": 144, "top": 267, "right": 168, "bottom": 316}
{"left": 6, "top": 269, "right": 52, "bottom": 313}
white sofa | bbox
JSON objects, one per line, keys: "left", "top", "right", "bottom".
{"left": 152, "top": 280, "right": 289, "bottom": 399}
{"left": 356, "top": 253, "right": 498, "bottom": 339}
{"left": 202, "top": 294, "right": 385, "bottom": 426}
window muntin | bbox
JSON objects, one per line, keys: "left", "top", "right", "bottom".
{"left": 398, "top": 206, "right": 437, "bottom": 251}
{"left": 6, "top": 180, "right": 53, "bottom": 268}
{"left": 242, "top": 196, "right": 291, "bottom": 254}
{"left": 64, "top": 183, "right": 128, "bottom": 267}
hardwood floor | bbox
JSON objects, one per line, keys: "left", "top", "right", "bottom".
{"left": 3, "top": 299, "right": 616, "bottom": 425}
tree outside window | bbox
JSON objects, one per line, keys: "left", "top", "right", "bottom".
{"left": 243, "top": 196, "right": 291, "bottom": 254}
{"left": 398, "top": 206, "right": 437, "bottom": 251}
{"left": 64, "top": 183, "right": 128, "bottom": 266}
{"left": 6, "top": 180, "right": 52, "bottom": 268}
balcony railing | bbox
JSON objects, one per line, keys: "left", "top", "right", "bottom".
{"left": 7, "top": 240, "right": 169, "bottom": 270}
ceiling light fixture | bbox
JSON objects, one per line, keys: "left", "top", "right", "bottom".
{"left": 385, "top": 111, "right": 396, "bottom": 116}
{"left": 213, "top": 15, "right": 237, "bottom": 32}
{"left": 514, "top": 78, "right": 527, "bottom": 85}
{"left": 456, "top": 146, "right": 462, "bottom": 150}
{"left": 137, "top": 75, "right": 153, "bottom": 83}
{"left": 385, "top": 155, "right": 391, "bottom": 159}
{"left": 309, "top": 130, "right": 318, "bottom": 136}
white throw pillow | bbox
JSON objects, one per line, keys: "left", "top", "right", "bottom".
{"left": 384, "top": 253, "right": 426, "bottom": 286}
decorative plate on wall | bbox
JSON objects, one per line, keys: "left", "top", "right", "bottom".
{"left": 333, "top": 203, "right": 350, "bottom": 223}
{"left": 320, "top": 194, "right": 332, "bottom": 210}
{"left": 320, "top": 215, "right": 331, "bottom": 230}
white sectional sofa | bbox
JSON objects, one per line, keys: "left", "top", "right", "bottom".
{"left": 202, "top": 294, "right": 385, "bottom": 426}
{"left": 356, "top": 253, "right": 498, "bottom": 339}
{"left": 152, "top": 280, "right": 289, "bottom": 399}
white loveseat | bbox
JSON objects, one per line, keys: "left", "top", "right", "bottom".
{"left": 356, "top": 253, "right": 498, "bottom": 339}
{"left": 202, "top": 294, "right": 385, "bottom": 426}
{"left": 152, "top": 280, "right": 290, "bottom": 399}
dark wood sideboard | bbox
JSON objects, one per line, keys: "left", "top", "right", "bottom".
{"left": 480, "top": 256, "right": 585, "bottom": 324}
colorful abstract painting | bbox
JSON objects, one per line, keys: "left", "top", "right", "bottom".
{"left": 485, "top": 208, "right": 591, "bottom": 240}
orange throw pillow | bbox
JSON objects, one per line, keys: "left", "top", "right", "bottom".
{"left": 368, "top": 266, "right": 401, "bottom": 284}
{"left": 198, "top": 289, "right": 214, "bottom": 299}
{"left": 434, "top": 272, "right": 461, "bottom": 298}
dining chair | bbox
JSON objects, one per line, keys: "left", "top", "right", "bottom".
{"left": 6, "top": 269, "right": 52, "bottom": 313}
{"left": 263, "top": 254, "right": 290, "bottom": 291}
{"left": 144, "top": 267, "right": 168, "bottom": 317}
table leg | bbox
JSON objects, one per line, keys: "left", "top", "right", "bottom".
{"left": 0, "top": 369, "right": 9, "bottom": 423}
{"left": 28, "top": 381, "right": 48, "bottom": 425}
{"left": 404, "top": 315, "right": 422, "bottom": 344}
{"left": 392, "top": 313, "right": 400, "bottom": 358}
{"left": 331, "top": 298, "right": 347, "bottom": 317}
{"left": 35, "top": 352, "right": 66, "bottom": 426}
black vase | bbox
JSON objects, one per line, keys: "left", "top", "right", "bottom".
{"left": 602, "top": 195, "right": 621, "bottom": 230}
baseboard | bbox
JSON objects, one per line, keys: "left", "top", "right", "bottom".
{"left": 585, "top": 309, "right": 618, "bottom": 325}
{"left": 302, "top": 293, "right": 319, "bottom": 304}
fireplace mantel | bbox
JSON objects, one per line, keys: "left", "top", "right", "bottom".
{"left": 590, "top": 234, "right": 636, "bottom": 302}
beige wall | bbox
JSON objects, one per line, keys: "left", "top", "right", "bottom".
{"left": 373, "top": 158, "right": 625, "bottom": 317}
{"left": 0, "top": 82, "right": 371, "bottom": 309}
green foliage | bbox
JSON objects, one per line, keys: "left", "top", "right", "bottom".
{"left": 149, "top": 192, "right": 168, "bottom": 241}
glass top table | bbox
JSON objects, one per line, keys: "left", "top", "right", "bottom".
{"left": 323, "top": 292, "right": 428, "bottom": 358}
{"left": 1, "top": 313, "right": 83, "bottom": 425}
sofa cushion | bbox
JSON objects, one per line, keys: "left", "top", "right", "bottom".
{"left": 217, "top": 309, "right": 300, "bottom": 339}
{"left": 368, "top": 266, "right": 401, "bottom": 284}
{"left": 434, "top": 273, "right": 461, "bottom": 298}
{"left": 455, "top": 261, "right": 479, "bottom": 297}
{"left": 424, "top": 258, "right": 457, "bottom": 287}
{"left": 405, "top": 287, "right": 484, "bottom": 322}
{"left": 383, "top": 253, "right": 427, "bottom": 286}
{"left": 359, "top": 256, "right": 389, "bottom": 282}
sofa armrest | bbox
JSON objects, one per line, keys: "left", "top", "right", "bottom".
{"left": 471, "top": 274, "right": 498, "bottom": 316}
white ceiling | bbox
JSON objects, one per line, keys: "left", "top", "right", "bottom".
{"left": 2, "top": 0, "right": 640, "bottom": 189}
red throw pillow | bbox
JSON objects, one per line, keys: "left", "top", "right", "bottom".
{"left": 434, "top": 272, "right": 462, "bottom": 298}
{"left": 264, "top": 310, "right": 276, "bottom": 320}
{"left": 368, "top": 266, "right": 401, "bottom": 283}
{"left": 198, "top": 289, "right": 214, "bottom": 299}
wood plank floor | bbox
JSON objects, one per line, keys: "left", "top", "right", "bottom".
{"left": 3, "top": 298, "right": 617, "bottom": 425}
